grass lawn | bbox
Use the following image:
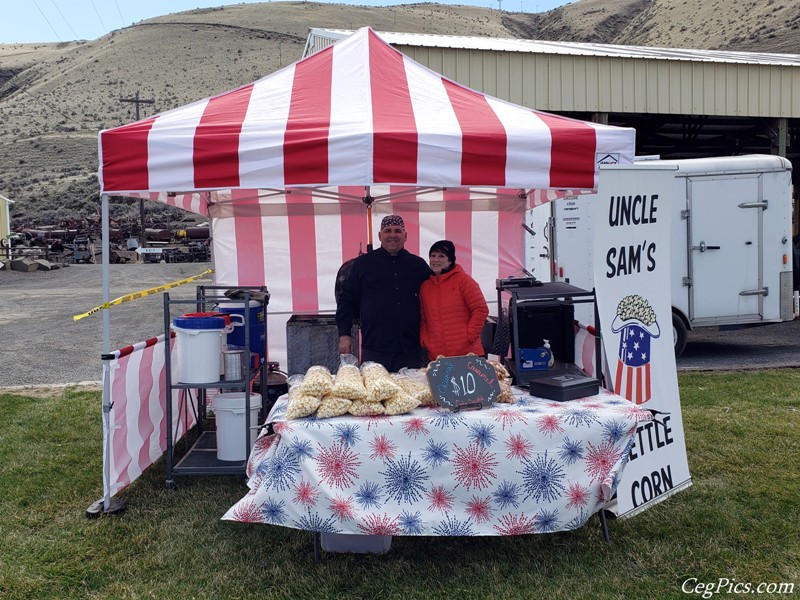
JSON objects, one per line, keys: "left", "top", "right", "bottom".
{"left": 1, "top": 370, "right": 798, "bottom": 599}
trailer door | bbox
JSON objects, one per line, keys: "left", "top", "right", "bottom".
{"left": 688, "top": 175, "right": 763, "bottom": 322}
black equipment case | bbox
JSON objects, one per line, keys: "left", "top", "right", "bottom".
{"left": 528, "top": 371, "right": 600, "bottom": 402}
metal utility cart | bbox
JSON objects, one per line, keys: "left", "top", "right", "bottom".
{"left": 495, "top": 278, "right": 611, "bottom": 542}
{"left": 163, "top": 286, "right": 267, "bottom": 487}
{"left": 495, "top": 279, "right": 602, "bottom": 386}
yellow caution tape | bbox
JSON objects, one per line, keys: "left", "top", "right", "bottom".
{"left": 73, "top": 268, "right": 214, "bottom": 321}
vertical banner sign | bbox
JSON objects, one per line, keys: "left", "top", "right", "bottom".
{"left": 593, "top": 167, "right": 692, "bottom": 518}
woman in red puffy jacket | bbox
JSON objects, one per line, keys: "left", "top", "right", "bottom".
{"left": 420, "top": 240, "right": 490, "bottom": 362}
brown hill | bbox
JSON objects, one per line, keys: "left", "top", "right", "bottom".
{"left": 1, "top": 0, "right": 798, "bottom": 225}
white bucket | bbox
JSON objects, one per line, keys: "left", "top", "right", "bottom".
{"left": 172, "top": 316, "right": 227, "bottom": 383}
{"left": 211, "top": 392, "right": 261, "bottom": 461}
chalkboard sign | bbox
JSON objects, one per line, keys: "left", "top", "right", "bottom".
{"left": 426, "top": 355, "right": 502, "bottom": 412}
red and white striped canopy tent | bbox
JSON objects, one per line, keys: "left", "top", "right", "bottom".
{"left": 94, "top": 28, "right": 635, "bottom": 507}
{"left": 100, "top": 27, "right": 634, "bottom": 194}
{"left": 97, "top": 26, "right": 636, "bottom": 366}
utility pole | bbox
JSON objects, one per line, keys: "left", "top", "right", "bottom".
{"left": 119, "top": 91, "right": 155, "bottom": 248}
{"left": 119, "top": 90, "right": 155, "bottom": 122}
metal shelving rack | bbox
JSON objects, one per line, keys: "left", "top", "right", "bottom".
{"left": 496, "top": 280, "right": 602, "bottom": 387}
{"left": 495, "top": 280, "right": 611, "bottom": 541}
{"left": 163, "top": 286, "right": 267, "bottom": 487}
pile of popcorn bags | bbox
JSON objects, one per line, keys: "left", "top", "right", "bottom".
{"left": 285, "top": 355, "right": 515, "bottom": 420}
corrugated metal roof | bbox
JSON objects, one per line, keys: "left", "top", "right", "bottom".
{"left": 308, "top": 28, "right": 800, "bottom": 67}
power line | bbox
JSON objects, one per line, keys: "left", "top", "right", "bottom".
{"left": 31, "top": 0, "right": 63, "bottom": 42}
{"left": 14, "top": 86, "right": 90, "bottom": 130}
{"left": 49, "top": 0, "right": 79, "bottom": 41}
{"left": 3, "top": 65, "right": 90, "bottom": 131}
{"left": 113, "top": 0, "right": 125, "bottom": 29}
{"left": 88, "top": 0, "right": 108, "bottom": 36}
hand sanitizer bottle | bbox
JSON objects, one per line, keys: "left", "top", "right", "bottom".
{"left": 543, "top": 339, "right": 555, "bottom": 369}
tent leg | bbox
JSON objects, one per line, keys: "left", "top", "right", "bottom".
{"left": 102, "top": 194, "right": 111, "bottom": 511}
{"left": 598, "top": 509, "right": 610, "bottom": 542}
{"left": 95, "top": 193, "right": 120, "bottom": 517}
{"left": 86, "top": 497, "right": 127, "bottom": 518}
{"left": 313, "top": 531, "right": 322, "bottom": 564}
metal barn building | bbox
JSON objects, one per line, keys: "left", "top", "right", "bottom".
{"left": 304, "top": 29, "right": 800, "bottom": 198}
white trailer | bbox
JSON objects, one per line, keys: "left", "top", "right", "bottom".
{"left": 527, "top": 155, "right": 795, "bottom": 355}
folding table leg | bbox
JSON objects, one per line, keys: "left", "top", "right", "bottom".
{"left": 313, "top": 531, "right": 321, "bottom": 563}
{"left": 598, "top": 509, "right": 610, "bottom": 542}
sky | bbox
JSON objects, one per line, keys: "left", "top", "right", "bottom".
{"left": 2, "top": 0, "right": 572, "bottom": 44}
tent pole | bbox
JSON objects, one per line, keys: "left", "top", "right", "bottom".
{"left": 101, "top": 193, "right": 111, "bottom": 512}
{"left": 101, "top": 194, "right": 110, "bottom": 361}
{"left": 367, "top": 205, "right": 373, "bottom": 251}
{"left": 87, "top": 193, "right": 126, "bottom": 518}
{"left": 363, "top": 186, "right": 373, "bottom": 251}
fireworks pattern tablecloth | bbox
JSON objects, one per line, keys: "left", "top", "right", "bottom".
{"left": 223, "top": 389, "right": 651, "bottom": 536}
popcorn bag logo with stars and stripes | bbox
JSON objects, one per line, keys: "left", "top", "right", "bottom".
{"left": 611, "top": 294, "right": 661, "bottom": 405}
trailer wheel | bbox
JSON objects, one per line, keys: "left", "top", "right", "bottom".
{"left": 672, "top": 312, "right": 688, "bottom": 358}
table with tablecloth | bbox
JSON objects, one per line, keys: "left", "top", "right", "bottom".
{"left": 223, "top": 388, "right": 651, "bottom": 536}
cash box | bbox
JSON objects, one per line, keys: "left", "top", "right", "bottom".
{"left": 528, "top": 372, "right": 600, "bottom": 401}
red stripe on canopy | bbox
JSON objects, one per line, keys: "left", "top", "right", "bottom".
{"left": 231, "top": 189, "right": 266, "bottom": 285}
{"left": 286, "top": 188, "right": 319, "bottom": 311}
{"left": 284, "top": 48, "right": 333, "bottom": 185}
{"left": 442, "top": 79, "right": 507, "bottom": 186}
{"left": 444, "top": 188, "right": 473, "bottom": 275}
{"left": 339, "top": 186, "right": 368, "bottom": 260}
{"left": 369, "top": 30, "right": 418, "bottom": 183}
{"left": 537, "top": 113, "right": 597, "bottom": 189}
{"left": 497, "top": 188, "right": 522, "bottom": 277}
{"left": 100, "top": 118, "right": 156, "bottom": 191}
{"left": 194, "top": 85, "right": 254, "bottom": 189}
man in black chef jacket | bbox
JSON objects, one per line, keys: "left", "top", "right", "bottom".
{"left": 336, "top": 215, "right": 432, "bottom": 372}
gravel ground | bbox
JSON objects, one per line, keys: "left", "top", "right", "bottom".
{"left": 1, "top": 262, "right": 799, "bottom": 389}
{"left": 0, "top": 263, "right": 211, "bottom": 388}
{"left": 676, "top": 318, "right": 800, "bottom": 371}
